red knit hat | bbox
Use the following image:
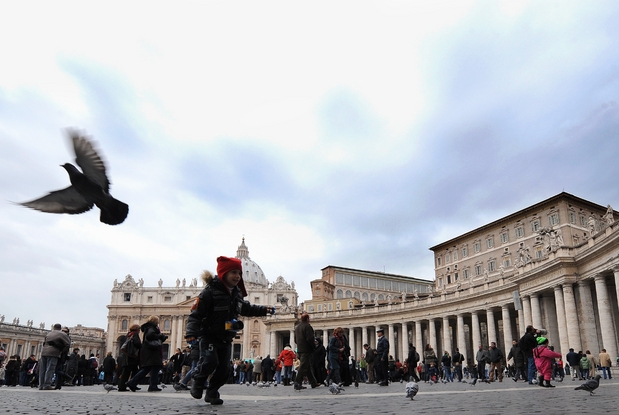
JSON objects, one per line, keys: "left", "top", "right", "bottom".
{"left": 216, "top": 256, "right": 247, "bottom": 297}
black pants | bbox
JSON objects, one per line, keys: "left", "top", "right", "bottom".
{"left": 193, "top": 338, "right": 231, "bottom": 394}
{"left": 295, "top": 352, "right": 317, "bottom": 386}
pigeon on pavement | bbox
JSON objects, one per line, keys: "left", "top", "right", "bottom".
{"left": 103, "top": 384, "right": 117, "bottom": 393}
{"left": 19, "top": 130, "right": 129, "bottom": 225}
{"left": 574, "top": 375, "right": 602, "bottom": 396}
{"left": 405, "top": 381, "right": 419, "bottom": 400}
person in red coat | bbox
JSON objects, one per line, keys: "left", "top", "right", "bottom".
{"left": 277, "top": 345, "right": 296, "bottom": 386}
{"left": 533, "top": 337, "right": 561, "bottom": 388}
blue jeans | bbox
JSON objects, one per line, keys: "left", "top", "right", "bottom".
{"left": 527, "top": 357, "right": 536, "bottom": 382}
{"left": 38, "top": 356, "right": 58, "bottom": 389}
{"left": 601, "top": 367, "right": 613, "bottom": 379}
{"left": 444, "top": 367, "right": 453, "bottom": 381}
{"left": 282, "top": 365, "right": 293, "bottom": 381}
{"left": 181, "top": 360, "right": 198, "bottom": 385}
{"left": 239, "top": 371, "right": 246, "bottom": 384}
{"left": 275, "top": 370, "right": 282, "bottom": 384}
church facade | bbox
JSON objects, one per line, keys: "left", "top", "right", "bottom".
{"left": 105, "top": 239, "right": 298, "bottom": 360}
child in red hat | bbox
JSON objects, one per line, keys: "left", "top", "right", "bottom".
{"left": 185, "top": 256, "right": 275, "bottom": 405}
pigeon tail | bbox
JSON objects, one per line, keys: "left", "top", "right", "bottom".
{"left": 99, "top": 197, "right": 129, "bottom": 225}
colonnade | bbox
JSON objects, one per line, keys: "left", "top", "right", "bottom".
{"left": 267, "top": 271, "right": 619, "bottom": 365}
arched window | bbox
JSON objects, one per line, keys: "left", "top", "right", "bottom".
{"left": 354, "top": 291, "right": 360, "bottom": 299}
{"left": 362, "top": 292, "right": 369, "bottom": 301}
{"left": 345, "top": 290, "right": 352, "bottom": 298}
{"left": 121, "top": 319, "right": 128, "bottom": 331}
{"left": 336, "top": 289, "right": 343, "bottom": 299}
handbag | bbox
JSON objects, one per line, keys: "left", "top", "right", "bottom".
{"left": 145, "top": 338, "right": 162, "bottom": 350}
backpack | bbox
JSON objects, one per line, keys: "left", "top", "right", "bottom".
{"left": 90, "top": 358, "right": 98, "bottom": 370}
{"left": 121, "top": 335, "right": 139, "bottom": 358}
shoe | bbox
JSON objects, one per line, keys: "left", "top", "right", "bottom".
{"left": 379, "top": 381, "right": 389, "bottom": 386}
{"left": 148, "top": 388, "right": 162, "bottom": 392}
{"left": 310, "top": 383, "right": 321, "bottom": 388}
{"left": 205, "top": 390, "right": 223, "bottom": 405}
{"left": 42, "top": 386, "right": 55, "bottom": 390}
{"left": 294, "top": 383, "right": 306, "bottom": 390}
{"left": 127, "top": 384, "right": 138, "bottom": 392}
{"left": 545, "top": 380, "right": 555, "bottom": 388}
{"left": 190, "top": 382, "right": 204, "bottom": 399}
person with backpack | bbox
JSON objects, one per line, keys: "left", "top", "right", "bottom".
{"left": 363, "top": 343, "right": 376, "bottom": 383}
{"left": 118, "top": 324, "right": 142, "bottom": 392}
{"left": 407, "top": 344, "right": 420, "bottom": 381}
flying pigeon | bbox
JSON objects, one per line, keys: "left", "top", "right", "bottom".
{"left": 19, "top": 130, "right": 129, "bottom": 225}
{"left": 328, "top": 383, "right": 345, "bottom": 394}
{"left": 574, "top": 375, "right": 602, "bottom": 396}
{"left": 103, "top": 384, "right": 117, "bottom": 393}
{"left": 405, "top": 381, "right": 418, "bottom": 400}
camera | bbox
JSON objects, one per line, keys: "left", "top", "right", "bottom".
{"left": 225, "top": 319, "right": 244, "bottom": 331}
{"left": 536, "top": 328, "right": 547, "bottom": 336}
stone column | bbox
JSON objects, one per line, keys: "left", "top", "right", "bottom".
{"left": 415, "top": 321, "right": 423, "bottom": 353}
{"left": 442, "top": 316, "right": 452, "bottom": 354}
{"left": 501, "top": 305, "right": 513, "bottom": 354}
{"left": 577, "top": 280, "right": 598, "bottom": 353}
{"left": 517, "top": 309, "right": 525, "bottom": 337}
{"left": 471, "top": 312, "right": 481, "bottom": 350}
{"left": 176, "top": 315, "right": 184, "bottom": 350}
{"left": 553, "top": 285, "right": 569, "bottom": 355}
{"left": 562, "top": 284, "right": 582, "bottom": 351}
{"left": 289, "top": 330, "right": 296, "bottom": 352}
{"left": 486, "top": 308, "right": 497, "bottom": 345}
{"left": 429, "top": 319, "right": 437, "bottom": 353}
{"left": 594, "top": 274, "right": 617, "bottom": 360}
{"left": 389, "top": 323, "right": 397, "bottom": 359}
{"left": 401, "top": 323, "right": 409, "bottom": 361}
{"left": 270, "top": 331, "right": 277, "bottom": 357}
{"left": 361, "top": 326, "right": 368, "bottom": 349}
{"left": 522, "top": 295, "right": 532, "bottom": 328}
{"left": 349, "top": 327, "right": 356, "bottom": 360}
{"left": 530, "top": 294, "right": 542, "bottom": 329}
{"left": 456, "top": 314, "right": 466, "bottom": 357}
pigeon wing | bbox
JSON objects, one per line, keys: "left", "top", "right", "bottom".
{"left": 20, "top": 186, "right": 94, "bottom": 214}
{"left": 69, "top": 130, "right": 110, "bottom": 192}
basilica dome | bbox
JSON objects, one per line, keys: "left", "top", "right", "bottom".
{"left": 236, "top": 238, "right": 268, "bottom": 286}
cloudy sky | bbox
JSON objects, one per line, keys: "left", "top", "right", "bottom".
{"left": 2, "top": 1, "right": 619, "bottom": 330}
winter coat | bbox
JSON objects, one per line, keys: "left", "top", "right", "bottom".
{"left": 120, "top": 330, "right": 142, "bottom": 367}
{"left": 408, "top": 346, "right": 420, "bottom": 367}
{"left": 102, "top": 356, "right": 116, "bottom": 374}
{"left": 508, "top": 345, "right": 526, "bottom": 368}
{"left": 376, "top": 336, "right": 389, "bottom": 361}
{"left": 253, "top": 357, "right": 262, "bottom": 374}
{"left": 185, "top": 272, "right": 268, "bottom": 343}
{"left": 278, "top": 346, "right": 296, "bottom": 367}
{"left": 599, "top": 352, "right": 612, "bottom": 367}
{"left": 518, "top": 332, "right": 537, "bottom": 358}
{"left": 476, "top": 349, "right": 488, "bottom": 364}
{"left": 579, "top": 356, "right": 590, "bottom": 369}
{"left": 487, "top": 346, "right": 504, "bottom": 364}
{"left": 424, "top": 348, "right": 437, "bottom": 365}
{"left": 140, "top": 321, "right": 166, "bottom": 367}
{"left": 533, "top": 345, "right": 561, "bottom": 380}
{"left": 294, "top": 321, "right": 316, "bottom": 354}
{"left": 441, "top": 354, "right": 452, "bottom": 368}
{"left": 41, "top": 329, "right": 70, "bottom": 358}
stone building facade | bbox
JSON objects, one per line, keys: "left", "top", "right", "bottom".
{"left": 105, "top": 239, "right": 298, "bottom": 360}
{"left": 0, "top": 318, "right": 105, "bottom": 360}
{"left": 263, "top": 192, "right": 619, "bottom": 365}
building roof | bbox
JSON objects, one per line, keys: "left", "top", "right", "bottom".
{"left": 429, "top": 192, "right": 608, "bottom": 251}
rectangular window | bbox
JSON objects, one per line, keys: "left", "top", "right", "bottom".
{"left": 392, "top": 282, "right": 399, "bottom": 291}
{"left": 515, "top": 226, "right": 524, "bottom": 238}
{"left": 486, "top": 238, "right": 494, "bottom": 248}
{"left": 445, "top": 253, "right": 450, "bottom": 263}
{"left": 475, "top": 265, "right": 483, "bottom": 276}
{"left": 384, "top": 281, "right": 391, "bottom": 291}
{"left": 454, "top": 272, "right": 459, "bottom": 281}
{"left": 488, "top": 260, "right": 496, "bottom": 272}
{"left": 369, "top": 278, "right": 377, "bottom": 288}
{"left": 474, "top": 241, "right": 481, "bottom": 253}
{"left": 328, "top": 303, "right": 333, "bottom": 311}
{"left": 361, "top": 277, "right": 368, "bottom": 287}
{"left": 437, "top": 257, "right": 441, "bottom": 266}
{"left": 336, "top": 273, "right": 344, "bottom": 284}
{"left": 377, "top": 279, "right": 384, "bottom": 289}
{"left": 317, "top": 304, "right": 322, "bottom": 312}
{"left": 453, "top": 251, "right": 458, "bottom": 261}
{"left": 463, "top": 269, "right": 470, "bottom": 278}
{"left": 535, "top": 249, "right": 543, "bottom": 259}
{"left": 164, "top": 296, "right": 172, "bottom": 302}
{"left": 462, "top": 246, "right": 468, "bottom": 257}
{"left": 580, "top": 215, "right": 587, "bottom": 227}
{"left": 503, "top": 258, "right": 511, "bottom": 267}
{"left": 353, "top": 275, "right": 360, "bottom": 286}
{"left": 532, "top": 220, "right": 540, "bottom": 232}
{"left": 147, "top": 296, "right": 153, "bottom": 303}
{"left": 500, "top": 232, "right": 508, "bottom": 243}
{"left": 344, "top": 274, "right": 352, "bottom": 285}
{"left": 549, "top": 213, "right": 559, "bottom": 226}
{"left": 123, "top": 293, "right": 131, "bottom": 302}
{"left": 569, "top": 212, "right": 577, "bottom": 224}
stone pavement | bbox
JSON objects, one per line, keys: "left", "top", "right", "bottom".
{"left": 1, "top": 378, "right": 619, "bottom": 415}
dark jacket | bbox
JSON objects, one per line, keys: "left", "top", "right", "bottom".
{"left": 407, "top": 346, "right": 419, "bottom": 367}
{"left": 140, "top": 321, "right": 166, "bottom": 367}
{"left": 518, "top": 332, "right": 537, "bottom": 359}
{"left": 508, "top": 345, "right": 526, "bottom": 368}
{"left": 441, "top": 354, "right": 452, "bottom": 367}
{"left": 376, "top": 336, "right": 389, "bottom": 361}
{"left": 121, "top": 331, "right": 142, "bottom": 366}
{"left": 42, "top": 329, "right": 70, "bottom": 358}
{"left": 102, "top": 355, "right": 116, "bottom": 374}
{"left": 185, "top": 273, "right": 268, "bottom": 343}
{"left": 294, "top": 321, "right": 316, "bottom": 354}
{"left": 487, "top": 346, "right": 504, "bottom": 364}
{"left": 365, "top": 347, "right": 376, "bottom": 364}
{"left": 565, "top": 350, "right": 580, "bottom": 367}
